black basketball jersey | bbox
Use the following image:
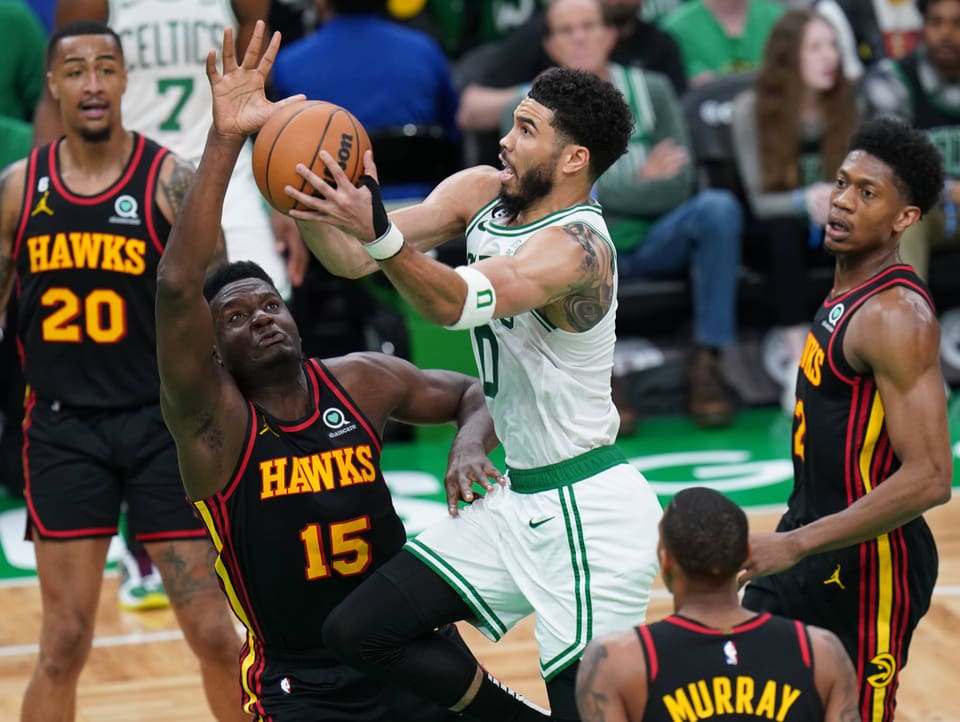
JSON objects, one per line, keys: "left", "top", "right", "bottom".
{"left": 12, "top": 133, "right": 171, "bottom": 407}
{"left": 192, "top": 359, "right": 406, "bottom": 659}
{"left": 637, "top": 613, "right": 823, "bottom": 721}
{"left": 787, "top": 265, "right": 933, "bottom": 525}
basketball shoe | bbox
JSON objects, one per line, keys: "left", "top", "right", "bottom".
{"left": 118, "top": 548, "right": 169, "bottom": 612}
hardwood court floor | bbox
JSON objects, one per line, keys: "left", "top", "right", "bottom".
{"left": 0, "top": 505, "right": 956, "bottom": 721}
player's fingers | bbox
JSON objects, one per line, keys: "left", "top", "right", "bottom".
{"left": 293, "top": 162, "right": 336, "bottom": 198}
{"left": 317, "top": 150, "right": 351, "bottom": 186}
{"left": 205, "top": 50, "right": 219, "bottom": 83}
{"left": 221, "top": 27, "right": 236, "bottom": 72}
{"left": 362, "top": 150, "right": 379, "bottom": 183}
{"left": 272, "top": 93, "right": 307, "bottom": 111}
{"left": 258, "top": 30, "right": 283, "bottom": 75}
{"left": 241, "top": 20, "right": 265, "bottom": 69}
{"left": 283, "top": 184, "right": 328, "bottom": 214}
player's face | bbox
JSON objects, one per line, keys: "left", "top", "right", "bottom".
{"left": 824, "top": 150, "right": 917, "bottom": 255}
{"left": 799, "top": 18, "right": 840, "bottom": 92}
{"left": 543, "top": 0, "right": 617, "bottom": 75}
{"left": 924, "top": 0, "right": 960, "bottom": 77}
{"left": 47, "top": 34, "right": 127, "bottom": 143}
{"left": 498, "top": 98, "right": 565, "bottom": 215}
{"left": 211, "top": 279, "right": 302, "bottom": 377}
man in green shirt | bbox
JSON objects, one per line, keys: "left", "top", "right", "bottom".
{"left": 661, "top": 0, "right": 783, "bottom": 85}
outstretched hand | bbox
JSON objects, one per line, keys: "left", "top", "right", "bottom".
{"left": 444, "top": 442, "right": 505, "bottom": 517}
{"left": 205, "top": 20, "right": 305, "bottom": 140}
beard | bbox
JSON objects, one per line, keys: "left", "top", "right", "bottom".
{"left": 79, "top": 126, "right": 111, "bottom": 143}
{"left": 495, "top": 155, "right": 557, "bottom": 220}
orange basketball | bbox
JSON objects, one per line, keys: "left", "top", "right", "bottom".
{"left": 252, "top": 100, "right": 372, "bottom": 214}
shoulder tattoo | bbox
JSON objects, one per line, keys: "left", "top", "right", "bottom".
{"left": 576, "top": 641, "right": 611, "bottom": 722}
{"left": 554, "top": 222, "right": 614, "bottom": 331}
{"left": 158, "top": 155, "right": 196, "bottom": 217}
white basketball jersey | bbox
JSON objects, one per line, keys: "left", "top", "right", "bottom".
{"left": 108, "top": 0, "right": 235, "bottom": 164}
{"left": 464, "top": 200, "right": 620, "bottom": 470}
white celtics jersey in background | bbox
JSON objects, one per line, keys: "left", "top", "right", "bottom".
{"left": 464, "top": 199, "right": 620, "bottom": 470}
{"left": 108, "top": 0, "right": 233, "bottom": 164}
{"left": 107, "top": 0, "right": 292, "bottom": 299}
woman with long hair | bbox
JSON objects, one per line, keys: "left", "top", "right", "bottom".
{"left": 732, "top": 9, "right": 858, "bottom": 410}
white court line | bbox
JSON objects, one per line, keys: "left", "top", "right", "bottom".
{"left": 1, "top": 585, "right": 960, "bottom": 659}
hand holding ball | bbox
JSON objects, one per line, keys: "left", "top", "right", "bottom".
{"left": 252, "top": 100, "right": 372, "bottom": 214}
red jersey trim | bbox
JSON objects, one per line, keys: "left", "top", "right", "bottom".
{"left": 664, "top": 612, "right": 772, "bottom": 635}
{"left": 48, "top": 133, "right": 146, "bottom": 205}
{"left": 309, "top": 358, "right": 382, "bottom": 454}
{"left": 12, "top": 147, "right": 39, "bottom": 262}
{"left": 144, "top": 147, "right": 169, "bottom": 255}
{"left": 794, "top": 620, "right": 812, "bottom": 668}
{"left": 221, "top": 402, "right": 258, "bottom": 500}
{"left": 636, "top": 624, "right": 658, "bottom": 681}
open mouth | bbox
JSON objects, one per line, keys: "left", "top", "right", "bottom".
{"left": 499, "top": 155, "right": 515, "bottom": 183}
{"left": 825, "top": 216, "right": 851, "bottom": 241}
{"left": 80, "top": 100, "right": 107, "bottom": 119}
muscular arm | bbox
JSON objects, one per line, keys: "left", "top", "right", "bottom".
{"left": 575, "top": 633, "right": 646, "bottom": 722}
{"left": 156, "top": 131, "right": 250, "bottom": 501}
{"left": 294, "top": 165, "right": 498, "bottom": 279}
{"left": 0, "top": 162, "right": 26, "bottom": 314}
{"left": 809, "top": 626, "right": 861, "bottom": 722}
{"left": 377, "top": 218, "right": 613, "bottom": 333}
{"left": 34, "top": 0, "right": 109, "bottom": 144}
{"left": 155, "top": 152, "right": 228, "bottom": 271}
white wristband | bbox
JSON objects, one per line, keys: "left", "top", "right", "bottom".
{"left": 446, "top": 266, "right": 497, "bottom": 330}
{"left": 362, "top": 223, "right": 405, "bottom": 261}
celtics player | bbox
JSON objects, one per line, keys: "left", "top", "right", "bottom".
{"left": 281, "top": 67, "right": 663, "bottom": 720}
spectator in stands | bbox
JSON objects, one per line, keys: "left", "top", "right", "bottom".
{"left": 861, "top": 0, "right": 960, "bottom": 281}
{"left": 835, "top": 0, "right": 923, "bottom": 67}
{"left": 271, "top": 0, "right": 460, "bottom": 202}
{"left": 456, "top": 0, "right": 686, "bottom": 101}
{"left": 0, "top": 0, "right": 46, "bottom": 124}
{"left": 732, "top": 9, "right": 858, "bottom": 411}
{"left": 490, "top": 0, "right": 743, "bottom": 429}
{"left": 660, "top": 0, "right": 784, "bottom": 86}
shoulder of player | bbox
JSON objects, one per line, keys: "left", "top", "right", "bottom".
{"left": 0, "top": 159, "right": 28, "bottom": 229}
{"left": 525, "top": 220, "right": 615, "bottom": 274}
{"left": 847, "top": 284, "right": 938, "bottom": 352}
{"left": 581, "top": 629, "right": 646, "bottom": 678}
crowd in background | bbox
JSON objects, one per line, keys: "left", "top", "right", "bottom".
{"left": 2, "top": 0, "right": 959, "bottom": 498}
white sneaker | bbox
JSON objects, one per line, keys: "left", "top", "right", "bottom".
{"left": 118, "top": 549, "right": 170, "bottom": 612}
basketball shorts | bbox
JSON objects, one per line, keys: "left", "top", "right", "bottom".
{"left": 743, "top": 516, "right": 937, "bottom": 722}
{"left": 406, "top": 451, "right": 662, "bottom": 681}
{"left": 23, "top": 399, "right": 204, "bottom": 541}
{"left": 223, "top": 142, "right": 291, "bottom": 301}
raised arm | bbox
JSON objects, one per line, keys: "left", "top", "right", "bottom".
{"left": 0, "top": 161, "right": 26, "bottom": 315}
{"left": 156, "top": 22, "right": 301, "bottom": 499}
{"left": 575, "top": 632, "right": 645, "bottom": 722}
{"left": 809, "top": 626, "right": 861, "bottom": 722}
{"left": 34, "top": 0, "right": 109, "bottom": 144}
{"left": 742, "top": 288, "right": 953, "bottom": 581}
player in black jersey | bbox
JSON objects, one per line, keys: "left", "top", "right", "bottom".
{"left": 575, "top": 488, "right": 860, "bottom": 722}
{"left": 156, "top": 24, "right": 504, "bottom": 721}
{"left": 740, "top": 118, "right": 954, "bottom": 722}
{"left": 0, "top": 19, "right": 245, "bottom": 722}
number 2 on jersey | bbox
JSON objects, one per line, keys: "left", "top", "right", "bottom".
{"left": 41, "top": 287, "right": 126, "bottom": 343}
{"left": 793, "top": 399, "right": 806, "bottom": 462}
{"left": 299, "top": 516, "right": 371, "bottom": 581}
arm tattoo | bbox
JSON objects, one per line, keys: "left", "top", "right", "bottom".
{"left": 557, "top": 223, "right": 614, "bottom": 331}
{"left": 158, "top": 156, "right": 196, "bottom": 218}
{"left": 576, "top": 642, "right": 611, "bottom": 722}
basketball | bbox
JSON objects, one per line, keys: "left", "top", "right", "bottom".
{"left": 252, "top": 100, "right": 372, "bottom": 214}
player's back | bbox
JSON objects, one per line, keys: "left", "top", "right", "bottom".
{"left": 464, "top": 199, "right": 620, "bottom": 469}
{"left": 13, "top": 133, "right": 171, "bottom": 408}
{"left": 108, "top": 0, "right": 234, "bottom": 164}
{"left": 637, "top": 613, "right": 824, "bottom": 721}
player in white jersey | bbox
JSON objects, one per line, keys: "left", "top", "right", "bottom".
{"left": 278, "top": 64, "right": 662, "bottom": 721}
{"left": 34, "top": 0, "right": 302, "bottom": 300}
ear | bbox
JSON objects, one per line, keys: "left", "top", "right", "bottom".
{"left": 561, "top": 144, "right": 590, "bottom": 177}
{"left": 893, "top": 205, "right": 922, "bottom": 235}
{"left": 47, "top": 71, "right": 59, "bottom": 102}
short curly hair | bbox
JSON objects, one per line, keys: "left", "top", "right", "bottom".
{"left": 661, "top": 487, "right": 748, "bottom": 581}
{"left": 203, "top": 260, "right": 279, "bottom": 303}
{"left": 527, "top": 67, "right": 633, "bottom": 182}
{"left": 848, "top": 117, "right": 945, "bottom": 215}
